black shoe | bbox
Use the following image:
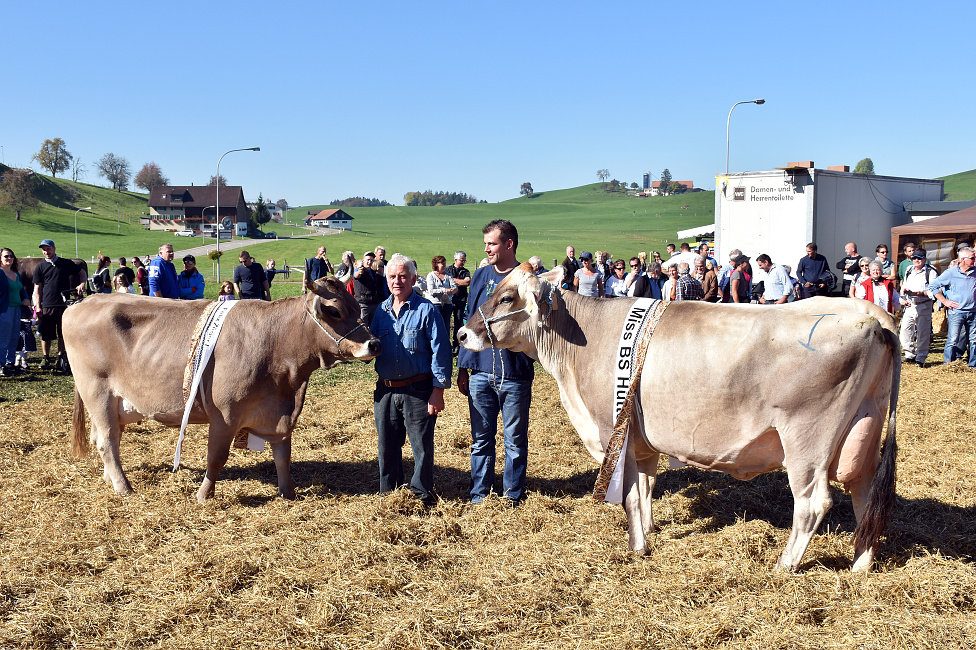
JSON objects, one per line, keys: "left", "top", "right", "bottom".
{"left": 40, "top": 357, "right": 53, "bottom": 370}
{"left": 916, "top": 360, "right": 926, "bottom": 368}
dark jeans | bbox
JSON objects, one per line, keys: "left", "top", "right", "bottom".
{"left": 467, "top": 372, "right": 532, "bottom": 503}
{"left": 374, "top": 378, "right": 436, "bottom": 504}
{"left": 451, "top": 302, "right": 466, "bottom": 349}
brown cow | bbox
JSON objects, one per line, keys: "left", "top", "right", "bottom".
{"left": 64, "top": 277, "right": 380, "bottom": 503}
{"left": 458, "top": 264, "right": 899, "bottom": 572}
{"left": 18, "top": 256, "right": 89, "bottom": 299}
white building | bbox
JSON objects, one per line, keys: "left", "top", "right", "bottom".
{"left": 714, "top": 163, "right": 944, "bottom": 269}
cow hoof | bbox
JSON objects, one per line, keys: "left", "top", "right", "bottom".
{"left": 852, "top": 551, "right": 875, "bottom": 573}
{"left": 196, "top": 482, "right": 215, "bottom": 504}
{"left": 278, "top": 487, "right": 296, "bottom": 500}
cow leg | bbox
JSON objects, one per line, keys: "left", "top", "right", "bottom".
{"left": 636, "top": 452, "right": 660, "bottom": 539}
{"left": 622, "top": 439, "right": 656, "bottom": 555}
{"left": 197, "top": 424, "right": 234, "bottom": 503}
{"left": 271, "top": 437, "right": 296, "bottom": 500}
{"left": 777, "top": 466, "right": 833, "bottom": 571}
{"left": 89, "top": 397, "right": 133, "bottom": 495}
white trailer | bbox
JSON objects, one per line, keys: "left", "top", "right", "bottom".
{"left": 714, "top": 168, "right": 944, "bottom": 271}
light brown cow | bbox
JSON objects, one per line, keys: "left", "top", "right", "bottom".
{"left": 64, "top": 277, "right": 380, "bottom": 502}
{"left": 458, "top": 264, "right": 899, "bottom": 572}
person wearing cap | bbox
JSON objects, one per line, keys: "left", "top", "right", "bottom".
{"left": 178, "top": 254, "right": 205, "bottom": 300}
{"left": 928, "top": 246, "right": 976, "bottom": 366}
{"left": 573, "top": 252, "right": 604, "bottom": 297}
{"left": 148, "top": 243, "right": 179, "bottom": 299}
{"left": 31, "top": 239, "right": 88, "bottom": 370}
{"left": 900, "top": 249, "right": 938, "bottom": 366}
{"left": 353, "top": 250, "right": 383, "bottom": 326}
{"left": 370, "top": 253, "right": 452, "bottom": 507}
{"left": 728, "top": 254, "right": 752, "bottom": 303}
{"left": 233, "top": 250, "right": 270, "bottom": 300}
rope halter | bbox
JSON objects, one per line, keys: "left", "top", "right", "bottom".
{"left": 305, "top": 294, "right": 366, "bottom": 359}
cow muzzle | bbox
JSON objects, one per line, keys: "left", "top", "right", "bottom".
{"left": 457, "top": 325, "right": 488, "bottom": 352}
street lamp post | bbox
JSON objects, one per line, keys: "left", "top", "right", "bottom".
{"left": 726, "top": 99, "right": 765, "bottom": 175}
{"left": 74, "top": 207, "right": 93, "bottom": 259}
{"left": 215, "top": 147, "right": 260, "bottom": 280}
{"left": 200, "top": 205, "right": 215, "bottom": 249}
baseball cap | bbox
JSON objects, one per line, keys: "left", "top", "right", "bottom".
{"left": 39, "top": 239, "right": 55, "bottom": 248}
{"left": 580, "top": 251, "right": 593, "bottom": 261}
{"left": 363, "top": 250, "right": 375, "bottom": 258}
{"left": 183, "top": 254, "right": 196, "bottom": 264}
{"left": 910, "top": 249, "right": 926, "bottom": 259}
{"left": 733, "top": 254, "right": 751, "bottom": 266}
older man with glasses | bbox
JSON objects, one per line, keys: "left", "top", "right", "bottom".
{"left": 929, "top": 247, "right": 976, "bottom": 366}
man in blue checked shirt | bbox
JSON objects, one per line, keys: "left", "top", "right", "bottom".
{"left": 928, "top": 246, "right": 976, "bottom": 366}
{"left": 370, "top": 253, "right": 452, "bottom": 506}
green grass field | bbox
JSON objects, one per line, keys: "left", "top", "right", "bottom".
{"left": 938, "top": 168, "right": 976, "bottom": 201}
{"left": 5, "top": 167, "right": 972, "bottom": 291}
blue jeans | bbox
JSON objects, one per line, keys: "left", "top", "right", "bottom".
{"left": 0, "top": 307, "right": 19, "bottom": 366}
{"left": 467, "top": 372, "right": 532, "bottom": 503}
{"left": 374, "top": 378, "right": 436, "bottom": 504}
{"left": 944, "top": 309, "right": 976, "bottom": 366}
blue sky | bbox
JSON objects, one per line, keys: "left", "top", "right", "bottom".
{"left": 3, "top": 1, "right": 973, "bottom": 206}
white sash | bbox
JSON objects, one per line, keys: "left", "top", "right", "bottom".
{"left": 173, "top": 300, "right": 239, "bottom": 471}
{"left": 604, "top": 298, "right": 656, "bottom": 503}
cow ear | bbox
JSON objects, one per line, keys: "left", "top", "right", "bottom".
{"left": 540, "top": 266, "right": 564, "bottom": 287}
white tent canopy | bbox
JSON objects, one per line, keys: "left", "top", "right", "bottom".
{"left": 676, "top": 224, "right": 715, "bottom": 239}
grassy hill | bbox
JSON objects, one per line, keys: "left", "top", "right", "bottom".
{"left": 291, "top": 184, "right": 716, "bottom": 272}
{"left": 939, "top": 169, "right": 976, "bottom": 201}
{"left": 0, "top": 166, "right": 174, "bottom": 261}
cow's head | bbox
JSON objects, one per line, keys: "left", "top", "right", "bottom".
{"left": 458, "top": 262, "right": 563, "bottom": 357}
{"left": 305, "top": 276, "right": 381, "bottom": 362}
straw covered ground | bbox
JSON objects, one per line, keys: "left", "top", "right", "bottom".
{"left": 1, "top": 355, "right": 974, "bottom": 649}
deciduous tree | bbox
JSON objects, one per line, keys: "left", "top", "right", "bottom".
{"left": 208, "top": 174, "right": 228, "bottom": 187}
{"left": 597, "top": 169, "right": 609, "bottom": 182}
{"left": 72, "top": 158, "right": 87, "bottom": 183}
{"left": 134, "top": 162, "right": 170, "bottom": 191}
{"left": 97, "top": 153, "right": 132, "bottom": 192}
{"left": 31, "top": 138, "right": 73, "bottom": 178}
{"left": 853, "top": 158, "right": 875, "bottom": 175}
{"left": 275, "top": 199, "right": 289, "bottom": 211}
{"left": 0, "top": 168, "right": 40, "bottom": 221}
{"left": 520, "top": 182, "right": 533, "bottom": 197}
{"left": 630, "top": 182, "right": 639, "bottom": 190}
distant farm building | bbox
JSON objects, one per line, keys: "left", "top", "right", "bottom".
{"left": 306, "top": 208, "right": 353, "bottom": 230}
{"left": 145, "top": 185, "right": 249, "bottom": 232}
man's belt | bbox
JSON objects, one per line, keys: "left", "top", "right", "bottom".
{"left": 381, "top": 373, "right": 432, "bottom": 388}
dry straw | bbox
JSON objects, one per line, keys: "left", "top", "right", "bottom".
{"left": 0, "top": 358, "right": 974, "bottom": 648}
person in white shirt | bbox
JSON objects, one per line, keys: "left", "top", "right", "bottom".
{"left": 755, "top": 254, "right": 792, "bottom": 304}
{"left": 854, "top": 261, "right": 901, "bottom": 314}
{"left": 899, "top": 249, "right": 938, "bottom": 366}
{"left": 661, "top": 242, "right": 698, "bottom": 271}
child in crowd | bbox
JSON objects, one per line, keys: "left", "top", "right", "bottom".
{"left": 217, "top": 281, "right": 236, "bottom": 301}
{"left": 113, "top": 274, "right": 135, "bottom": 294}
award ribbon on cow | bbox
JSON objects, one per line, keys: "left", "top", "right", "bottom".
{"left": 173, "top": 300, "right": 239, "bottom": 471}
{"left": 593, "top": 298, "right": 668, "bottom": 503}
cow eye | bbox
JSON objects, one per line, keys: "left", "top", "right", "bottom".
{"left": 500, "top": 295, "right": 513, "bottom": 304}
{"left": 322, "top": 305, "right": 341, "bottom": 319}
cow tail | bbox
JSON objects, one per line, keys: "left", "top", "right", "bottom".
{"left": 71, "top": 387, "right": 91, "bottom": 457}
{"left": 853, "top": 328, "right": 900, "bottom": 558}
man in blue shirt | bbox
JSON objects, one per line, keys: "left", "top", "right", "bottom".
{"left": 457, "top": 219, "right": 535, "bottom": 505}
{"left": 233, "top": 250, "right": 270, "bottom": 300}
{"left": 797, "top": 242, "right": 830, "bottom": 299}
{"left": 928, "top": 247, "right": 976, "bottom": 365}
{"left": 371, "top": 253, "right": 452, "bottom": 506}
{"left": 148, "top": 244, "right": 179, "bottom": 299}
